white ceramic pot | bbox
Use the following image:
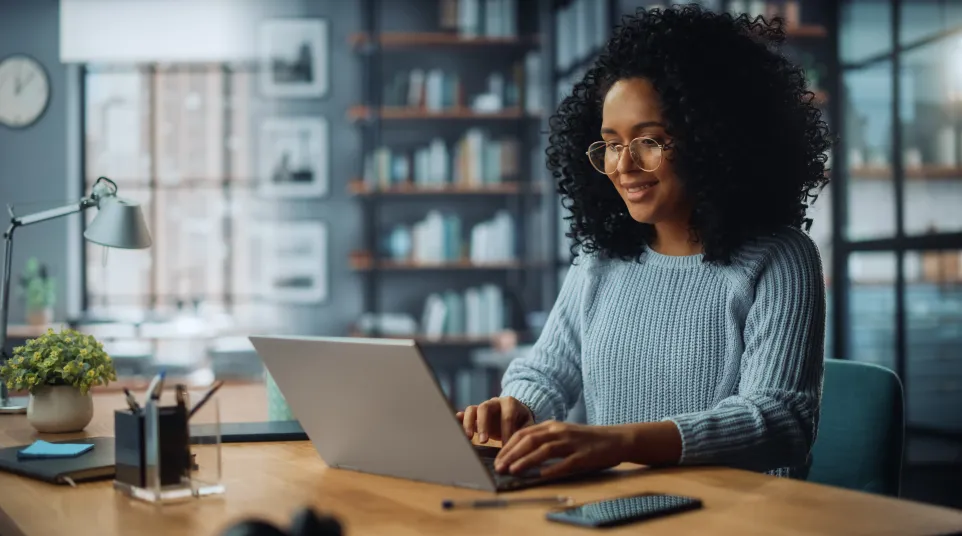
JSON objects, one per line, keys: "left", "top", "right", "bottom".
{"left": 27, "top": 385, "right": 94, "bottom": 433}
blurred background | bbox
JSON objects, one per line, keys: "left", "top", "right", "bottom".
{"left": 0, "top": 0, "right": 959, "bottom": 509}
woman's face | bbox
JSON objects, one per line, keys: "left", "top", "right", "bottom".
{"left": 599, "top": 78, "right": 689, "bottom": 225}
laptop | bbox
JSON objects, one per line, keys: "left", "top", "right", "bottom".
{"left": 249, "top": 334, "right": 568, "bottom": 492}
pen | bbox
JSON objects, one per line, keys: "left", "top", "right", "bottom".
{"left": 122, "top": 388, "right": 141, "bottom": 413}
{"left": 144, "top": 369, "right": 166, "bottom": 402}
{"left": 187, "top": 380, "right": 224, "bottom": 419}
{"left": 441, "top": 496, "right": 573, "bottom": 510}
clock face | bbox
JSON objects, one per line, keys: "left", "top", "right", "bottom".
{"left": 0, "top": 55, "right": 50, "bottom": 128}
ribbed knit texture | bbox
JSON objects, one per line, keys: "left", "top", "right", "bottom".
{"left": 501, "top": 226, "right": 826, "bottom": 478}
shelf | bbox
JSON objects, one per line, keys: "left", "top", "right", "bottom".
{"left": 350, "top": 32, "right": 539, "bottom": 49}
{"left": 850, "top": 166, "right": 962, "bottom": 180}
{"left": 350, "top": 254, "right": 533, "bottom": 271}
{"left": 348, "top": 180, "right": 533, "bottom": 196}
{"left": 786, "top": 25, "right": 828, "bottom": 38}
{"left": 348, "top": 106, "right": 537, "bottom": 121}
{"left": 349, "top": 331, "right": 496, "bottom": 346}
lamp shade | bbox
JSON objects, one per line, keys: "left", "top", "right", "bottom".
{"left": 83, "top": 196, "right": 152, "bottom": 249}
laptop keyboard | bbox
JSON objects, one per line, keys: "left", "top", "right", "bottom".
{"left": 474, "top": 446, "right": 546, "bottom": 490}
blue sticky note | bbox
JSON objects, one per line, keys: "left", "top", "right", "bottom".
{"left": 17, "top": 440, "right": 94, "bottom": 459}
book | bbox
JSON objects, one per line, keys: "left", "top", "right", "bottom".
{"left": 0, "top": 436, "right": 115, "bottom": 485}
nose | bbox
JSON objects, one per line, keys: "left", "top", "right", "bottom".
{"left": 615, "top": 145, "right": 639, "bottom": 175}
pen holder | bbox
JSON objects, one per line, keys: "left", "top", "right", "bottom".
{"left": 113, "top": 392, "right": 224, "bottom": 504}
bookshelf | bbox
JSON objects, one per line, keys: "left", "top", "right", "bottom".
{"left": 349, "top": 253, "right": 539, "bottom": 271}
{"left": 851, "top": 166, "right": 962, "bottom": 180}
{"left": 347, "top": 179, "right": 536, "bottom": 195}
{"left": 349, "top": 330, "right": 504, "bottom": 347}
{"left": 348, "top": 106, "right": 537, "bottom": 121}
{"left": 350, "top": 32, "right": 539, "bottom": 48}
{"left": 786, "top": 24, "right": 828, "bottom": 38}
{"left": 351, "top": 0, "right": 554, "bottom": 404}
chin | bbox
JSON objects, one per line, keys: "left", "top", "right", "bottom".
{"left": 626, "top": 205, "right": 657, "bottom": 223}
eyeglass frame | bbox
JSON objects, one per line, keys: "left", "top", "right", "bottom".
{"left": 585, "top": 136, "right": 675, "bottom": 175}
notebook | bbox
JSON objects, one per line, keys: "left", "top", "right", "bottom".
{"left": 0, "top": 437, "right": 115, "bottom": 485}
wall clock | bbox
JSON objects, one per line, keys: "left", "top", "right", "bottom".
{"left": 0, "top": 54, "right": 50, "bottom": 129}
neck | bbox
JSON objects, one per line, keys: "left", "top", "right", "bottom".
{"left": 650, "top": 219, "right": 701, "bottom": 256}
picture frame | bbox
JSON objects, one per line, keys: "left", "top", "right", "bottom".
{"left": 258, "top": 117, "right": 329, "bottom": 198}
{"left": 258, "top": 19, "right": 328, "bottom": 99}
{"left": 260, "top": 221, "right": 328, "bottom": 304}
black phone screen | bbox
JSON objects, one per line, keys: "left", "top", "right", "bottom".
{"left": 545, "top": 493, "right": 702, "bottom": 528}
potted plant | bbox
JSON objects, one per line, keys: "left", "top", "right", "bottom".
{"left": 18, "top": 258, "right": 55, "bottom": 326}
{"left": 0, "top": 328, "right": 117, "bottom": 433}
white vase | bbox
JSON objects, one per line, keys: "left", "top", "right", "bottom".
{"left": 27, "top": 385, "right": 94, "bottom": 433}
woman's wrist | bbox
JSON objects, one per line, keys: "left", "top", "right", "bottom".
{"left": 613, "top": 421, "right": 683, "bottom": 466}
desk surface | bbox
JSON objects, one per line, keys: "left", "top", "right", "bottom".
{"left": 1, "top": 385, "right": 961, "bottom": 536}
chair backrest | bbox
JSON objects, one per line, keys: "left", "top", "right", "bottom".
{"left": 808, "top": 359, "right": 905, "bottom": 497}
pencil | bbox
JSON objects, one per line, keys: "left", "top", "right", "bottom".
{"left": 187, "top": 380, "right": 225, "bottom": 419}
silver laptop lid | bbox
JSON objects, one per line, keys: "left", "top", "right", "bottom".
{"left": 249, "top": 335, "right": 496, "bottom": 492}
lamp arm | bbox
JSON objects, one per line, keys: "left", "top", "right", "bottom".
{"left": 0, "top": 197, "right": 98, "bottom": 407}
{"left": 8, "top": 197, "right": 98, "bottom": 230}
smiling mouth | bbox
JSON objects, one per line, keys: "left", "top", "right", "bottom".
{"left": 625, "top": 181, "right": 658, "bottom": 193}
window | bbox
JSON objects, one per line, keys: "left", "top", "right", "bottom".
{"left": 82, "top": 64, "right": 260, "bottom": 321}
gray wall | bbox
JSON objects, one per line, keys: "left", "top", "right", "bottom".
{"left": 0, "top": 0, "right": 69, "bottom": 324}
{"left": 258, "top": 0, "right": 364, "bottom": 337}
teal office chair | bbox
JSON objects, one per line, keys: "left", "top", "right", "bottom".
{"left": 808, "top": 358, "right": 905, "bottom": 497}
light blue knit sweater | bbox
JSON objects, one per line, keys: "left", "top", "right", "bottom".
{"left": 501, "top": 226, "right": 826, "bottom": 478}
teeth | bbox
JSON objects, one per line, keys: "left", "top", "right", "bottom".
{"left": 627, "top": 183, "right": 656, "bottom": 193}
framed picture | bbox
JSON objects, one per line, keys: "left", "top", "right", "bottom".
{"left": 261, "top": 222, "right": 328, "bottom": 304}
{"left": 258, "top": 117, "right": 329, "bottom": 198}
{"left": 258, "top": 19, "right": 328, "bottom": 98}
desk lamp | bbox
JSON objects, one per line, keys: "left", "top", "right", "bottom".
{"left": 0, "top": 176, "right": 151, "bottom": 414}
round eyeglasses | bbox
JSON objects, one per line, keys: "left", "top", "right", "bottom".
{"left": 585, "top": 137, "right": 672, "bottom": 175}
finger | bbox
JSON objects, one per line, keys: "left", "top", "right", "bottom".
{"left": 509, "top": 441, "right": 572, "bottom": 475}
{"left": 537, "top": 452, "right": 583, "bottom": 479}
{"left": 494, "top": 432, "right": 551, "bottom": 473}
{"left": 501, "top": 400, "right": 519, "bottom": 444}
{"left": 476, "top": 400, "right": 499, "bottom": 443}
{"left": 461, "top": 406, "right": 477, "bottom": 439}
{"left": 496, "top": 421, "right": 546, "bottom": 463}
{"left": 455, "top": 411, "right": 464, "bottom": 422}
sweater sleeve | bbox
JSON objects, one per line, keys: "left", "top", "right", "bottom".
{"left": 500, "top": 258, "right": 587, "bottom": 423}
{"left": 664, "top": 232, "right": 826, "bottom": 472}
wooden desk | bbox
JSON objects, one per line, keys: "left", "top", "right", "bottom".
{"left": 1, "top": 385, "right": 961, "bottom": 536}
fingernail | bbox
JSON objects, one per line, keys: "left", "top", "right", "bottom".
{"left": 478, "top": 433, "right": 487, "bottom": 443}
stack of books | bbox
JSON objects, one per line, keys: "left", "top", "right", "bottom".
{"left": 421, "top": 284, "right": 507, "bottom": 339}
{"left": 383, "top": 210, "right": 516, "bottom": 265}
{"left": 440, "top": 0, "right": 519, "bottom": 39}
{"left": 363, "top": 131, "right": 520, "bottom": 190}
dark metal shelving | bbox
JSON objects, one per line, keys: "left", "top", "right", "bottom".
{"left": 352, "top": 0, "right": 556, "bottom": 357}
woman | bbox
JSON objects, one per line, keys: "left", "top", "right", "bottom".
{"left": 457, "top": 5, "right": 832, "bottom": 480}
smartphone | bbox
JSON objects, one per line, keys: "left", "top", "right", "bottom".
{"left": 545, "top": 492, "right": 702, "bottom": 528}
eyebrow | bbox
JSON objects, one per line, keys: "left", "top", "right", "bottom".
{"left": 600, "top": 121, "right": 665, "bottom": 135}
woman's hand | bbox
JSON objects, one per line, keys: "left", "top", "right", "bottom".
{"left": 493, "top": 421, "right": 632, "bottom": 478}
{"left": 456, "top": 396, "right": 534, "bottom": 444}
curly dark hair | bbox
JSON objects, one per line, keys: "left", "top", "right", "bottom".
{"left": 548, "top": 5, "right": 833, "bottom": 264}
